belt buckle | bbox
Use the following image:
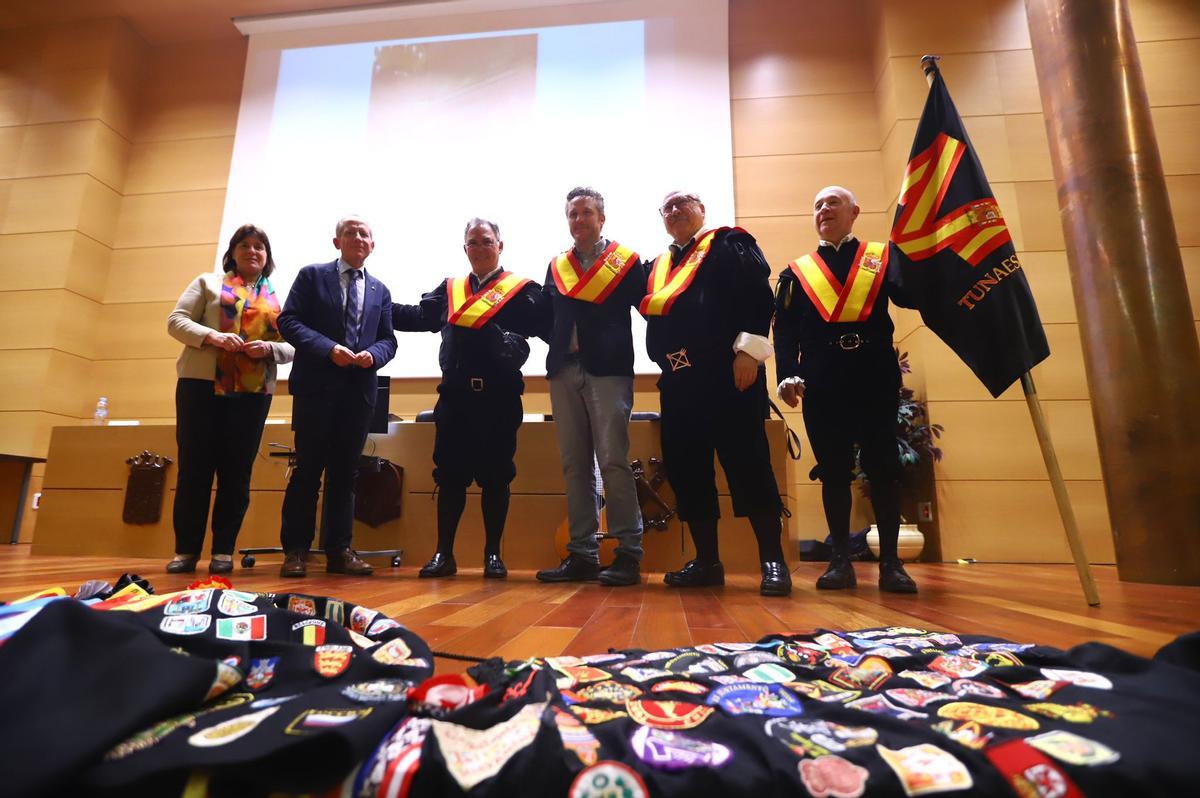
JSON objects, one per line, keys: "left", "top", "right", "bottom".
{"left": 666, "top": 348, "right": 691, "bottom": 372}
{"left": 470, "top": 377, "right": 485, "bottom": 392}
{"left": 837, "top": 334, "right": 863, "bottom": 351}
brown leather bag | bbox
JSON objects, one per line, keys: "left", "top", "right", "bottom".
{"left": 354, "top": 456, "right": 403, "bottom": 527}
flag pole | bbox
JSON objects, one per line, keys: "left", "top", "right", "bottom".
{"left": 920, "top": 55, "right": 1100, "bottom": 606}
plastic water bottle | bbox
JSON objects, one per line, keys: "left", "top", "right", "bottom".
{"left": 93, "top": 397, "right": 109, "bottom": 425}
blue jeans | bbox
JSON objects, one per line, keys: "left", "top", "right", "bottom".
{"left": 549, "top": 361, "right": 643, "bottom": 562}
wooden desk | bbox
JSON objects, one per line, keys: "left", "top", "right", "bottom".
{"left": 34, "top": 420, "right": 796, "bottom": 574}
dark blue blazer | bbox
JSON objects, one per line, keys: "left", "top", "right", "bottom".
{"left": 279, "top": 260, "right": 397, "bottom": 403}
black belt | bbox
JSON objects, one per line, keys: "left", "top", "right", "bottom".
{"left": 828, "top": 333, "right": 870, "bottom": 351}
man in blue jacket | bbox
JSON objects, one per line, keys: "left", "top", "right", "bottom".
{"left": 277, "top": 216, "right": 397, "bottom": 577}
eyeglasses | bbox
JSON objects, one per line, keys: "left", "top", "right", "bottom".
{"left": 659, "top": 196, "right": 700, "bottom": 216}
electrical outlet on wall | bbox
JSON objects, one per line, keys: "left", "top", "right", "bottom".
{"left": 917, "top": 501, "right": 933, "bottom": 522}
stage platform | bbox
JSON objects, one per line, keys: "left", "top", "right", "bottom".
{"left": 32, "top": 419, "right": 797, "bottom": 575}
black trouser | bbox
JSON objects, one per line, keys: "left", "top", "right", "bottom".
{"left": 802, "top": 377, "right": 902, "bottom": 558}
{"left": 432, "top": 381, "right": 523, "bottom": 491}
{"left": 173, "top": 378, "right": 272, "bottom": 556}
{"left": 658, "top": 366, "right": 782, "bottom": 522}
{"left": 280, "top": 381, "right": 374, "bottom": 555}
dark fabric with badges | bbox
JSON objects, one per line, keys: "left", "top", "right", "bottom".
{"left": 0, "top": 599, "right": 216, "bottom": 797}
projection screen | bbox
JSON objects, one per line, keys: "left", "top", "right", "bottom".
{"left": 226, "top": 0, "right": 733, "bottom": 378}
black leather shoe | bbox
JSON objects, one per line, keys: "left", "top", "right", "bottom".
{"left": 326, "top": 549, "right": 374, "bottom": 576}
{"left": 208, "top": 558, "right": 233, "bottom": 575}
{"left": 483, "top": 553, "right": 508, "bottom": 579}
{"left": 280, "top": 551, "right": 307, "bottom": 578}
{"left": 598, "top": 553, "right": 641, "bottom": 587}
{"left": 166, "top": 555, "right": 198, "bottom": 574}
{"left": 816, "top": 555, "right": 857, "bottom": 590}
{"left": 663, "top": 559, "right": 724, "bottom": 588}
{"left": 879, "top": 558, "right": 918, "bottom": 594}
{"left": 760, "top": 561, "right": 792, "bottom": 597}
{"left": 536, "top": 554, "right": 600, "bottom": 583}
{"left": 419, "top": 551, "right": 457, "bottom": 578}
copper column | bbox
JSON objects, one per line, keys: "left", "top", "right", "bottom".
{"left": 1025, "top": 0, "right": 1200, "bottom": 584}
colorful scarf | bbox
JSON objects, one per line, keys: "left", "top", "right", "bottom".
{"left": 214, "top": 273, "right": 282, "bottom": 395}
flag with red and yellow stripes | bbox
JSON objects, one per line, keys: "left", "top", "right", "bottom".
{"left": 890, "top": 69, "right": 1049, "bottom": 397}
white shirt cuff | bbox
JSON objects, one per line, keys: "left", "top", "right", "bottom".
{"left": 776, "top": 376, "right": 804, "bottom": 398}
{"left": 733, "top": 332, "right": 773, "bottom": 362}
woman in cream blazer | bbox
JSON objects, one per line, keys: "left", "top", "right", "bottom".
{"left": 166, "top": 224, "right": 295, "bottom": 574}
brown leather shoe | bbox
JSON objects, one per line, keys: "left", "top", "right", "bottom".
{"left": 326, "top": 548, "right": 374, "bottom": 576}
{"left": 280, "top": 551, "right": 307, "bottom": 578}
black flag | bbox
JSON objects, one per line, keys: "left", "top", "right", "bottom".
{"left": 890, "top": 69, "right": 1050, "bottom": 397}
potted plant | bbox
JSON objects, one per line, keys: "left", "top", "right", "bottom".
{"left": 857, "top": 349, "right": 943, "bottom": 560}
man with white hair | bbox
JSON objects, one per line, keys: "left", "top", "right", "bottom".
{"left": 774, "top": 185, "right": 920, "bottom": 593}
{"left": 278, "top": 216, "right": 397, "bottom": 577}
{"left": 643, "top": 190, "right": 791, "bottom": 597}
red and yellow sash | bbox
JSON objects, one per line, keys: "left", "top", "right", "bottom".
{"left": 446, "top": 271, "right": 531, "bottom": 329}
{"left": 639, "top": 228, "right": 724, "bottom": 317}
{"left": 788, "top": 240, "right": 889, "bottom": 323}
{"left": 551, "top": 241, "right": 638, "bottom": 303}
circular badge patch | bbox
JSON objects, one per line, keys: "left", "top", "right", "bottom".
{"left": 569, "top": 761, "right": 648, "bottom": 798}
{"left": 625, "top": 698, "right": 713, "bottom": 730}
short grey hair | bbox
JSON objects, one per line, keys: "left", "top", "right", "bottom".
{"left": 463, "top": 217, "right": 501, "bottom": 240}
{"left": 566, "top": 186, "right": 605, "bottom": 215}
{"left": 335, "top": 215, "right": 371, "bottom": 236}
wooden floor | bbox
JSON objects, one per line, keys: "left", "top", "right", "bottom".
{"left": 3, "top": 545, "right": 1198, "bottom": 671}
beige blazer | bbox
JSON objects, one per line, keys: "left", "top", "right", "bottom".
{"left": 167, "top": 272, "right": 295, "bottom": 393}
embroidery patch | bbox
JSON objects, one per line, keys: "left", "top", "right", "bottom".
{"left": 877, "top": 743, "right": 973, "bottom": 796}
{"left": 799, "top": 754, "right": 870, "bottom": 798}
{"left": 285, "top": 708, "right": 372, "bottom": 735}
{"left": 936, "top": 702, "right": 1039, "bottom": 730}
{"left": 631, "top": 724, "right": 731, "bottom": 770}
{"left": 1026, "top": 730, "right": 1120, "bottom": 766}
{"left": 432, "top": 700, "right": 545, "bottom": 790}
{"left": 188, "top": 706, "right": 279, "bottom": 747}
{"left": 765, "top": 717, "right": 877, "bottom": 758}
{"left": 568, "top": 761, "right": 648, "bottom": 798}
{"left": 215, "top": 614, "right": 267, "bottom": 641}
{"left": 626, "top": 698, "right": 714, "bottom": 729}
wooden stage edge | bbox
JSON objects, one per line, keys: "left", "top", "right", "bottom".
{"left": 3, "top": 546, "right": 1198, "bottom": 672}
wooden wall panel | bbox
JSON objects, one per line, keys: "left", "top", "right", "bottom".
{"left": 735, "top": 151, "right": 887, "bottom": 217}
{"left": 113, "top": 189, "right": 226, "bottom": 249}
{"left": 1018, "top": 250, "right": 1077, "bottom": 324}
{"left": 1184, "top": 248, "right": 1200, "bottom": 320}
{"left": 732, "top": 94, "right": 881, "bottom": 157}
{"left": 936, "top": 480, "right": 1115, "bottom": 563}
{"left": 63, "top": 231, "right": 111, "bottom": 302}
{"left": 880, "top": 0, "right": 1029, "bottom": 56}
{"left": 98, "top": 301, "right": 181, "bottom": 360}
{"left": 932, "top": 399, "right": 1101, "bottom": 482}
{"left": 124, "top": 137, "right": 235, "bottom": 195}
{"left": 0, "top": 231, "right": 77, "bottom": 291}
{"left": 0, "top": 350, "right": 91, "bottom": 416}
{"left": 0, "top": 69, "right": 33, "bottom": 127}
{"left": 0, "top": 412, "right": 77, "bottom": 459}
{"left": 917, "top": 324, "right": 1089, "bottom": 402}
{"left": 1129, "top": 0, "right": 1200, "bottom": 41}
{"left": 1140, "top": 38, "right": 1200, "bottom": 107}
{"left": 90, "top": 358, "right": 178, "bottom": 420}
{"left": 1151, "top": 105, "right": 1200, "bottom": 175}
{"left": 0, "top": 290, "right": 98, "bottom": 358}
{"left": 105, "top": 245, "right": 219, "bottom": 303}
{"left": 1167, "top": 174, "right": 1200, "bottom": 247}
{"left": 135, "top": 41, "right": 246, "bottom": 142}
{"left": 729, "top": 0, "right": 879, "bottom": 99}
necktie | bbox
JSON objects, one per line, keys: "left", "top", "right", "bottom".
{"left": 344, "top": 269, "right": 361, "bottom": 351}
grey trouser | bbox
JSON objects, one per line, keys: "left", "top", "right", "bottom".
{"left": 549, "top": 360, "right": 644, "bottom": 562}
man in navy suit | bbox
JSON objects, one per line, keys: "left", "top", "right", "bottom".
{"left": 277, "top": 216, "right": 397, "bottom": 577}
